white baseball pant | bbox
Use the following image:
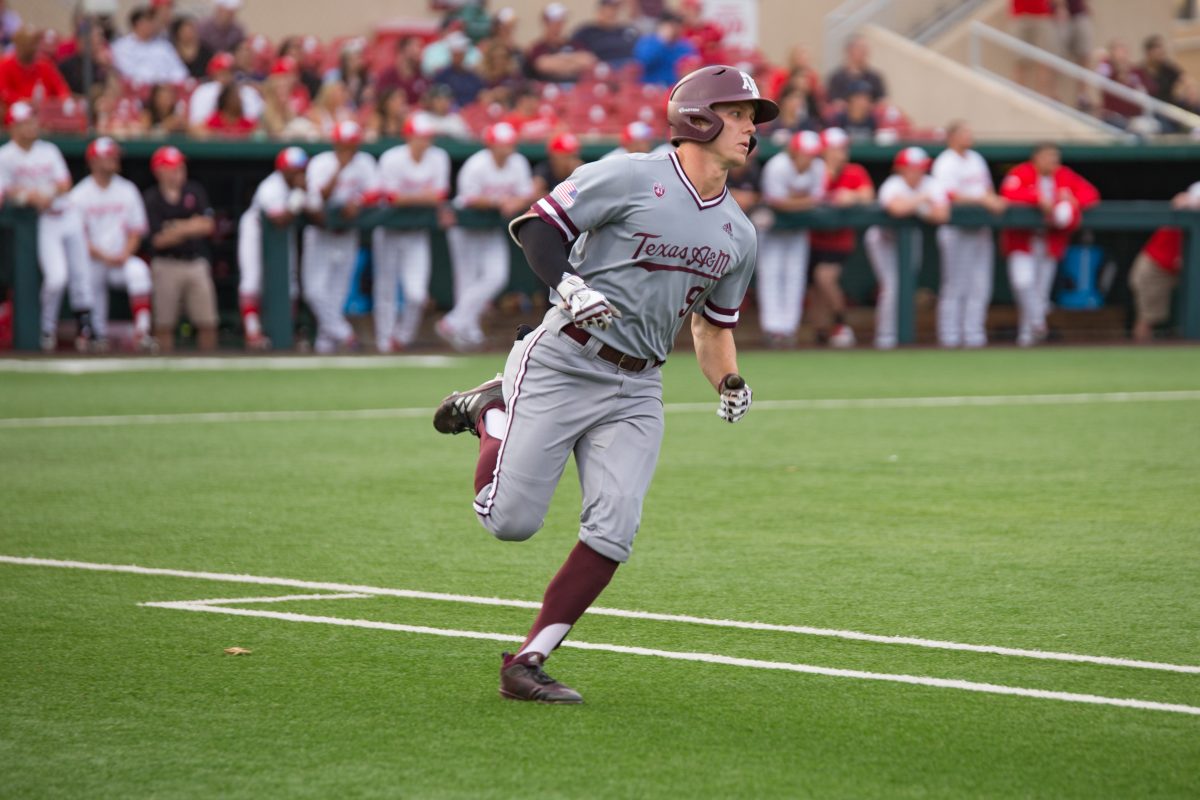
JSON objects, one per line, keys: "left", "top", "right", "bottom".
{"left": 301, "top": 226, "right": 358, "bottom": 352}
{"left": 865, "top": 227, "right": 922, "bottom": 350}
{"left": 89, "top": 256, "right": 152, "bottom": 338}
{"left": 936, "top": 227, "right": 994, "bottom": 348}
{"left": 444, "top": 227, "right": 509, "bottom": 345}
{"left": 1007, "top": 237, "right": 1056, "bottom": 346}
{"left": 756, "top": 230, "right": 809, "bottom": 339}
{"left": 38, "top": 212, "right": 92, "bottom": 335}
{"left": 371, "top": 228, "right": 431, "bottom": 350}
{"left": 238, "top": 218, "right": 298, "bottom": 300}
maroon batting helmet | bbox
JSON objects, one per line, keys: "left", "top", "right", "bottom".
{"left": 667, "top": 65, "right": 779, "bottom": 151}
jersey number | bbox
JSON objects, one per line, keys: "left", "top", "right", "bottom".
{"left": 678, "top": 285, "right": 704, "bottom": 318}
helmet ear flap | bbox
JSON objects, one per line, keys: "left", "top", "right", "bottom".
{"left": 747, "top": 134, "right": 758, "bottom": 155}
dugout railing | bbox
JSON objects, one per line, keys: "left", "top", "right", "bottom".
{"left": 4, "top": 201, "right": 1199, "bottom": 350}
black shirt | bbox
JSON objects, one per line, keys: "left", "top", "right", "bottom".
{"left": 570, "top": 23, "right": 638, "bottom": 64}
{"left": 144, "top": 180, "right": 214, "bottom": 261}
{"left": 826, "top": 67, "right": 887, "bottom": 103}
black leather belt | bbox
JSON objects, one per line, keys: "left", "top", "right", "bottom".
{"left": 561, "top": 324, "right": 662, "bottom": 372}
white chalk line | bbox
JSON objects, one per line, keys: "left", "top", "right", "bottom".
{"left": 4, "top": 555, "right": 1197, "bottom": 675}
{"left": 0, "top": 355, "right": 455, "bottom": 374}
{"left": 138, "top": 596, "right": 1200, "bottom": 717}
{"left": 3, "top": 390, "right": 1199, "bottom": 429}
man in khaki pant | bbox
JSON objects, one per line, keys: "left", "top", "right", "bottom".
{"left": 1129, "top": 181, "right": 1200, "bottom": 342}
{"left": 143, "top": 146, "right": 219, "bottom": 352}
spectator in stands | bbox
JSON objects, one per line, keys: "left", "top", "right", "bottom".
{"left": 679, "top": 0, "right": 724, "bottom": 65}
{"left": 441, "top": 0, "right": 494, "bottom": 43}
{"left": 420, "top": 83, "right": 472, "bottom": 138}
{"left": 503, "top": 84, "right": 558, "bottom": 138}
{"left": 829, "top": 81, "right": 877, "bottom": 141}
{"left": 1172, "top": 73, "right": 1200, "bottom": 115}
{"left": 375, "top": 35, "right": 429, "bottom": 106}
{"left": 203, "top": 82, "right": 257, "bottom": 136}
{"left": 0, "top": 0, "right": 21, "bottom": 50}
{"left": 525, "top": 2, "right": 597, "bottom": 82}
{"left": 112, "top": 7, "right": 188, "bottom": 86}
{"left": 1095, "top": 39, "right": 1149, "bottom": 127}
{"left": 59, "top": 24, "right": 114, "bottom": 100}
{"left": 261, "top": 59, "right": 318, "bottom": 139}
{"left": 531, "top": 132, "right": 582, "bottom": 196}
{"left": 188, "top": 52, "right": 264, "bottom": 133}
{"left": 826, "top": 34, "right": 886, "bottom": 110}
{"left": 1010, "top": 0, "right": 1057, "bottom": 96}
{"left": 487, "top": 7, "right": 524, "bottom": 69}
{"left": 570, "top": 0, "right": 639, "bottom": 68}
{"left": 333, "top": 37, "right": 372, "bottom": 109}
{"left": 809, "top": 127, "right": 874, "bottom": 347}
{"left": 603, "top": 119, "right": 654, "bottom": 157}
{"left": 231, "top": 37, "right": 266, "bottom": 82}
{"left": 306, "top": 78, "right": 356, "bottom": 139}
{"left": 1129, "top": 181, "right": 1200, "bottom": 342}
{"left": 171, "top": 16, "right": 214, "bottom": 80}
{"left": 0, "top": 27, "right": 71, "bottom": 106}
{"left": 423, "top": 24, "right": 483, "bottom": 78}
{"left": 478, "top": 38, "right": 523, "bottom": 105}
{"left": 633, "top": 13, "right": 696, "bottom": 86}
{"left": 148, "top": 0, "right": 174, "bottom": 38}
{"left": 999, "top": 142, "right": 1100, "bottom": 346}
{"left": 1060, "top": 0, "right": 1094, "bottom": 106}
{"left": 144, "top": 146, "right": 219, "bottom": 353}
{"left": 433, "top": 31, "right": 486, "bottom": 108}
{"left": 1138, "top": 34, "right": 1183, "bottom": 104}
{"left": 367, "top": 87, "right": 411, "bottom": 139}
{"left": 197, "top": 0, "right": 245, "bottom": 56}
{"left": 762, "top": 88, "right": 820, "bottom": 146}
{"left": 141, "top": 83, "right": 188, "bottom": 135}
{"left": 279, "top": 36, "right": 323, "bottom": 99}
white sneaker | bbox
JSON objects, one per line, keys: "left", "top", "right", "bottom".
{"left": 40, "top": 332, "right": 57, "bottom": 353}
{"left": 828, "top": 324, "right": 856, "bottom": 348}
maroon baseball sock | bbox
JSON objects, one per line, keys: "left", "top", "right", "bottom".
{"left": 473, "top": 401, "right": 506, "bottom": 494}
{"left": 515, "top": 541, "right": 619, "bottom": 659}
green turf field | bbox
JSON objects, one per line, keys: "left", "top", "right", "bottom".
{"left": 2, "top": 347, "right": 1199, "bottom": 799}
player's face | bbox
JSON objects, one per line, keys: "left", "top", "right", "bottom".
{"left": 10, "top": 117, "right": 37, "bottom": 146}
{"left": 490, "top": 142, "right": 515, "bottom": 162}
{"left": 791, "top": 151, "right": 813, "bottom": 172}
{"left": 89, "top": 154, "right": 119, "bottom": 178}
{"left": 709, "top": 101, "right": 757, "bottom": 168}
{"left": 950, "top": 125, "right": 974, "bottom": 151}
{"left": 284, "top": 167, "right": 306, "bottom": 189}
{"left": 1032, "top": 147, "right": 1060, "bottom": 175}
{"left": 899, "top": 165, "right": 924, "bottom": 188}
{"left": 155, "top": 163, "right": 186, "bottom": 191}
{"left": 824, "top": 145, "right": 847, "bottom": 171}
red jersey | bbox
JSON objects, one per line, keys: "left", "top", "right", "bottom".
{"left": 0, "top": 54, "right": 70, "bottom": 105}
{"left": 1012, "top": 0, "right": 1054, "bottom": 16}
{"left": 205, "top": 113, "right": 257, "bottom": 136}
{"left": 810, "top": 162, "right": 873, "bottom": 254}
{"left": 1143, "top": 228, "right": 1183, "bottom": 274}
{"left": 999, "top": 161, "right": 1100, "bottom": 259}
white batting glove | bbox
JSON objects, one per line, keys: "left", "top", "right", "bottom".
{"left": 717, "top": 373, "right": 752, "bottom": 423}
{"left": 556, "top": 274, "right": 622, "bottom": 330}
{"left": 286, "top": 188, "right": 307, "bottom": 215}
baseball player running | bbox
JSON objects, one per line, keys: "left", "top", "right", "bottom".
{"left": 865, "top": 147, "right": 949, "bottom": 349}
{"left": 69, "top": 137, "right": 155, "bottom": 353}
{"left": 438, "top": 121, "right": 533, "bottom": 351}
{"left": 431, "top": 65, "right": 773, "bottom": 703}
{"left": 372, "top": 113, "right": 450, "bottom": 352}
{"left": 237, "top": 146, "right": 309, "bottom": 350}
{"left": 758, "top": 130, "right": 825, "bottom": 347}
{"left": 0, "top": 101, "right": 94, "bottom": 352}
{"left": 303, "top": 120, "right": 377, "bottom": 353}
{"left": 931, "top": 121, "right": 1006, "bottom": 348}
{"left": 999, "top": 143, "right": 1100, "bottom": 346}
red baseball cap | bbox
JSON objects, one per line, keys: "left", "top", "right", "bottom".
{"left": 275, "top": 146, "right": 308, "bottom": 171}
{"left": 484, "top": 121, "right": 518, "bottom": 146}
{"left": 270, "top": 56, "right": 298, "bottom": 76}
{"left": 621, "top": 120, "right": 653, "bottom": 146}
{"left": 788, "top": 130, "right": 823, "bottom": 156}
{"left": 547, "top": 132, "right": 580, "bottom": 155}
{"left": 820, "top": 127, "right": 849, "bottom": 150}
{"left": 403, "top": 112, "right": 436, "bottom": 139}
{"left": 893, "top": 146, "right": 931, "bottom": 170}
{"left": 207, "top": 51, "right": 235, "bottom": 76}
{"left": 86, "top": 137, "right": 121, "bottom": 160}
{"left": 331, "top": 119, "right": 363, "bottom": 145}
{"left": 151, "top": 145, "right": 186, "bottom": 170}
{"left": 5, "top": 101, "right": 34, "bottom": 127}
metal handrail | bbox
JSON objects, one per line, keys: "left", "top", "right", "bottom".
{"left": 968, "top": 21, "right": 1200, "bottom": 132}
{"left": 823, "top": 0, "right": 893, "bottom": 74}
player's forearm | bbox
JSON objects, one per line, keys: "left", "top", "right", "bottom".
{"left": 517, "top": 217, "right": 575, "bottom": 288}
{"left": 691, "top": 315, "right": 739, "bottom": 391}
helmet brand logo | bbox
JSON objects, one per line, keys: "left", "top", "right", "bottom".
{"left": 678, "top": 107, "right": 702, "bottom": 113}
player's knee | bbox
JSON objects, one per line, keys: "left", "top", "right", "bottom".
{"left": 485, "top": 510, "right": 543, "bottom": 542}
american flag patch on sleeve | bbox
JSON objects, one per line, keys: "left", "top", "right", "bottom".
{"left": 551, "top": 180, "right": 579, "bottom": 209}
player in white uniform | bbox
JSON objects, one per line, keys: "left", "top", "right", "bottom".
{"left": 438, "top": 122, "right": 533, "bottom": 351}
{"left": 68, "top": 137, "right": 155, "bottom": 353}
{"left": 303, "top": 120, "right": 378, "bottom": 353}
{"left": 865, "top": 147, "right": 949, "bottom": 349}
{"left": 0, "top": 102, "right": 93, "bottom": 352}
{"left": 237, "top": 147, "right": 309, "bottom": 350}
{"left": 930, "top": 121, "right": 1007, "bottom": 348}
{"left": 372, "top": 113, "right": 451, "bottom": 352}
{"left": 602, "top": 120, "right": 655, "bottom": 159}
{"left": 758, "top": 130, "right": 825, "bottom": 346}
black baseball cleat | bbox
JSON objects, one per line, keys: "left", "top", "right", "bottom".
{"left": 499, "top": 652, "right": 583, "bottom": 704}
{"left": 432, "top": 374, "right": 503, "bottom": 436}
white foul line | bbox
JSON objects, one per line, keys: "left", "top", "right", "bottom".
{"left": 3, "top": 390, "right": 1200, "bottom": 429}
{"left": 0, "top": 355, "right": 455, "bottom": 374}
{"left": 3, "top": 555, "right": 1197, "bottom": 675}
{"left": 138, "top": 597, "right": 1200, "bottom": 717}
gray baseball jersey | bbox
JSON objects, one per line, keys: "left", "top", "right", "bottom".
{"left": 512, "top": 152, "right": 757, "bottom": 362}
